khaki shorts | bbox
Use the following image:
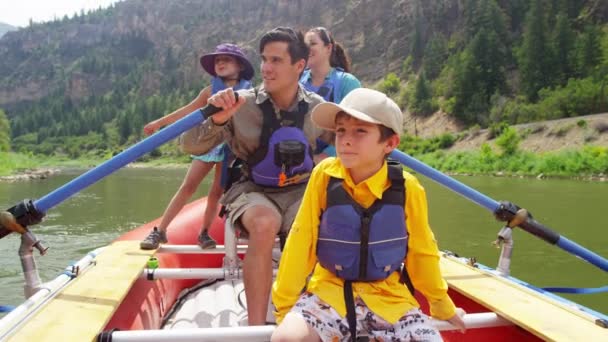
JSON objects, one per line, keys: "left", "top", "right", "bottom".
{"left": 220, "top": 180, "right": 306, "bottom": 234}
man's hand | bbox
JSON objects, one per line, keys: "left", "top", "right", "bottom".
{"left": 206, "top": 88, "right": 246, "bottom": 125}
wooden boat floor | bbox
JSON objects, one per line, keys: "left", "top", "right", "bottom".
{"left": 440, "top": 254, "right": 607, "bottom": 341}
{"left": 5, "top": 241, "right": 155, "bottom": 342}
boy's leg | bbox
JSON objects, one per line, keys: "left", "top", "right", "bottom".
{"left": 271, "top": 312, "right": 322, "bottom": 342}
{"left": 365, "top": 307, "right": 443, "bottom": 342}
{"left": 287, "top": 292, "right": 351, "bottom": 341}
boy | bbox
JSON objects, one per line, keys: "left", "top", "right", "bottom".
{"left": 271, "top": 88, "right": 465, "bottom": 341}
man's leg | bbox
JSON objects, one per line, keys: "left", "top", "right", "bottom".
{"left": 240, "top": 204, "right": 281, "bottom": 325}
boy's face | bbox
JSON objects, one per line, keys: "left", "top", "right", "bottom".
{"left": 335, "top": 114, "right": 399, "bottom": 172}
{"left": 260, "top": 41, "right": 305, "bottom": 94}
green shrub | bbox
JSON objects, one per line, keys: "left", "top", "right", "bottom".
{"left": 488, "top": 122, "right": 509, "bottom": 139}
{"left": 495, "top": 127, "right": 520, "bottom": 156}
{"left": 379, "top": 73, "right": 401, "bottom": 95}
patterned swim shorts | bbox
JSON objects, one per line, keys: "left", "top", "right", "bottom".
{"left": 290, "top": 292, "right": 443, "bottom": 342}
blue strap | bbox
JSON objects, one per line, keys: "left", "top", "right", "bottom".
{"left": 219, "top": 144, "right": 231, "bottom": 189}
{"left": 542, "top": 285, "right": 608, "bottom": 294}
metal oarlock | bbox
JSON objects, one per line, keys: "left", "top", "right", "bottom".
{"left": 493, "top": 226, "right": 514, "bottom": 277}
{"left": 0, "top": 211, "right": 48, "bottom": 298}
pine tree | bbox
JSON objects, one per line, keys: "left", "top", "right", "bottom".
{"left": 518, "top": 0, "right": 555, "bottom": 101}
{"left": 450, "top": 0, "right": 507, "bottom": 124}
{"left": 575, "top": 24, "right": 602, "bottom": 78}
{"left": 0, "top": 109, "right": 10, "bottom": 152}
{"left": 410, "top": 0, "right": 425, "bottom": 67}
{"left": 409, "top": 73, "right": 433, "bottom": 115}
{"left": 552, "top": 13, "right": 575, "bottom": 85}
{"left": 423, "top": 34, "right": 447, "bottom": 80}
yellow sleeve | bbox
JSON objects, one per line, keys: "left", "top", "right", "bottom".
{"left": 271, "top": 163, "right": 326, "bottom": 323}
{"left": 404, "top": 174, "right": 456, "bottom": 320}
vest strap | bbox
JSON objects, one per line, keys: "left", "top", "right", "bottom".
{"left": 343, "top": 280, "right": 358, "bottom": 342}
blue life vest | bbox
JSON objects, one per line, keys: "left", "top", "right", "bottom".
{"left": 300, "top": 68, "right": 346, "bottom": 103}
{"left": 317, "top": 164, "right": 408, "bottom": 281}
{"left": 211, "top": 77, "right": 252, "bottom": 94}
{"left": 247, "top": 96, "right": 314, "bottom": 187}
{"left": 210, "top": 77, "right": 252, "bottom": 189}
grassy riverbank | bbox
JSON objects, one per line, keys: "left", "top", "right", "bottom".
{"left": 0, "top": 151, "right": 191, "bottom": 177}
{"left": 3, "top": 143, "right": 607, "bottom": 181}
{"left": 415, "top": 145, "right": 608, "bottom": 180}
{"left": 0, "top": 152, "right": 107, "bottom": 176}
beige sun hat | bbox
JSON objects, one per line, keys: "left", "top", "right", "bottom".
{"left": 311, "top": 88, "right": 403, "bottom": 134}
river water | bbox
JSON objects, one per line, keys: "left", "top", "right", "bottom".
{"left": 1, "top": 167, "right": 607, "bottom": 315}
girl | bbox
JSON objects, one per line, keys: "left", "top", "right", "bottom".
{"left": 140, "top": 43, "right": 254, "bottom": 250}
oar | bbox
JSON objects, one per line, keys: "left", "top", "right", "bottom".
{"left": 1, "top": 100, "right": 229, "bottom": 240}
{"left": 389, "top": 149, "right": 608, "bottom": 273}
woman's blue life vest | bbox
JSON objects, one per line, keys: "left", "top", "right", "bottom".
{"left": 299, "top": 68, "right": 346, "bottom": 103}
{"left": 210, "top": 77, "right": 252, "bottom": 189}
{"left": 300, "top": 68, "right": 346, "bottom": 156}
{"left": 247, "top": 95, "right": 314, "bottom": 188}
{"left": 317, "top": 164, "right": 408, "bottom": 282}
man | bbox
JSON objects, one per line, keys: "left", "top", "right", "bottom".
{"left": 186, "top": 27, "right": 327, "bottom": 325}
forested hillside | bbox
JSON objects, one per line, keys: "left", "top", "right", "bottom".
{"left": 0, "top": 0, "right": 606, "bottom": 158}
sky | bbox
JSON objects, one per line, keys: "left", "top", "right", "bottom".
{"left": 0, "top": 0, "right": 122, "bottom": 27}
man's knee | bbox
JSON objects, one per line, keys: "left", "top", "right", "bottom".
{"left": 242, "top": 206, "right": 281, "bottom": 238}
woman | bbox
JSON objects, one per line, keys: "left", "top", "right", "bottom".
{"left": 300, "top": 27, "right": 361, "bottom": 161}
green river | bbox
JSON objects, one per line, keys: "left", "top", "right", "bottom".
{"left": 1, "top": 168, "right": 607, "bottom": 315}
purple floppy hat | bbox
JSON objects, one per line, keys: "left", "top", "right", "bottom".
{"left": 199, "top": 43, "right": 254, "bottom": 81}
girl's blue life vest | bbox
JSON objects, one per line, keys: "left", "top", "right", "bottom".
{"left": 317, "top": 163, "right": 408, "bottom": 281}
{"left": 210, "top": 77, "right": 252, "bottom": 189}
{"left": 246, "top": 92, "right": 314, "bottom": 187}
{"left": 211, "top": 77, "right": 252, "bottom": 94}
{"left": 299, "top": 68, "right": 346, "bottom": 103}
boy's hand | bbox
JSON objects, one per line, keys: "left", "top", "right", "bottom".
{"left": 446, "top": 307, "right": 466, "bottom": 333}
{"left": 143, "top": 121, "right": 161, "bottom": 135}
{"left": 206, "top": 88, "right": 246, "bottom": 125}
